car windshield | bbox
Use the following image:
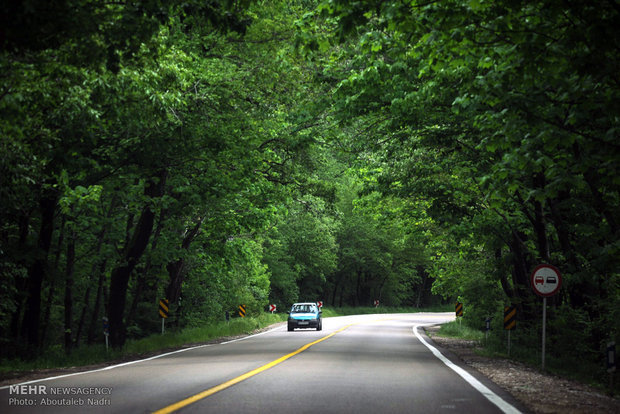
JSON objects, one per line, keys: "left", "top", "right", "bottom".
{"left": 292, "top": 305, "right": 314, "bottom": 313}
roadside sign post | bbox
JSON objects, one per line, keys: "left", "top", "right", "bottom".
{"left": 542, "top": 298, "right": 547, "bottom": 368}
{"left": 269, "top": 304, "right": 276, "bottom": 314}
{"left": 485, "top": 317, "right": 491, "bottom": 341}
{"left": 102, "top": 317, "right": 109, "bottom": 351}
{"left": 159, "top": 299, "right": 169, "bottom": 334}
{"left": 374, "top": 299, "right": 379, "bottom": 308}
{"left": 530, "top": 264, "right": 562, "bottom": 370}
{"left": 239, "top": 304, "right": 246, "bottom": 318}
{"left": 504, "top": 305, "right": 516, "bottom": 356}
{"left": 455, "top": 302, "right": 463, "bottom": 327}
{"left": 317, "top": 301, "right": 323, "bottom": 309}
{"left": 608, "top": 341, "right": 616, "bottom": 395}
{"left": 508, "top": 329, "right": 511, "bottom": 357}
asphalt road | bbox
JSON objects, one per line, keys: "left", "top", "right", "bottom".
{"left": 0, "top": 313, "right": 526, "bottom": 413}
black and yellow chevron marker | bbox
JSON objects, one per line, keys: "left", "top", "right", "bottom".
{"left": 504, "top": 305, "right": 516, "bottom": 330}
{"left": 159, "top": 299, "right": 169, "bottom": 319}
{"left": 238, "top": 304, "right": 246, "bottom": 318}
{"left": 455, "top": 302, "right": 463, "bottom": 317}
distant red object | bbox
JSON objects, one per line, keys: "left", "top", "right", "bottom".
{"left": 535, "top": 276, "right": 544, "bottom": 285}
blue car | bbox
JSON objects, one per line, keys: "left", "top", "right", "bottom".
{"left": 287, "top": 302, "right": 322, "bottom": 331}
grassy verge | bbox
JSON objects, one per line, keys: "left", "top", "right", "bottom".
{"left": 0, "top": 313, "right": 287, "bottom": 377}
{"left": 321, "top": 304, "right": 452, "bottom": 317}
{"left": 432, "top": 320, "right": 485, "bottom": 342}
{"left": 0, "top": 306, "right": 450, "bottom": 378}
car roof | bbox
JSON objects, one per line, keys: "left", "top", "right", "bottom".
{"left": 292, "top": 302, "right": 317, "bottom": 306}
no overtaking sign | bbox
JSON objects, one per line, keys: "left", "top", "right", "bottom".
{"left": 530, "top": 263, "right": 562, "bottom": 370}
{"left": 530, "top": 264, "right": 562, "bottom": 297}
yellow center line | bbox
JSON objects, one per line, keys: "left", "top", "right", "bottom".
{"left": 152, "top": 323, "right": 357, "bottom": 414}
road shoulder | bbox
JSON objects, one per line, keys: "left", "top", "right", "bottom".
{"left": 423, "top": 325, "right": 620, "bottom": 414}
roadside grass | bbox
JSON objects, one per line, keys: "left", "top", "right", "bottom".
{"left": 321, "top": 304, "right": 452, "bottom": 318}
{"left": 123, "top": 312, "right": 286, "bottom": 356}
{"left": 0, "top": 313, "right": 287, "bottom": 377}
{"left": 432, "top": 320, "right": 485, "bottom": 342}
{"left": 0, "top": 306, "right": 449, "bottom": 378}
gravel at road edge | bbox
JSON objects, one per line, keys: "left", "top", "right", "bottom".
{"left": 424, "top": 325, "right": 619, "bottom": 414}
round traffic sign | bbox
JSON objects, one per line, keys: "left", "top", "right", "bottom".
{"left": 530, "top": 264, "right": 562, "bottom": 297}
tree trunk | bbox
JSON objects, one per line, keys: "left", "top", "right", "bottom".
{"left": 584, "top": 168, "right": 618, "bottom": 235}
{"left": 166, "top": 217, "right": 203, "bottom": 304}
{"left": 355, "top": 269, "right": 362, "bottom": 306}
{"left": 573, "top": 143, "right": 618, "bottom": 235}
{"left": 126, "top": 209, "right": 167, "bottom": 329}
{"left": 548, "top": 193, "right": 580, "bottom": 271}
{"left": 9, "top": 213, "right": 31, "bottom": 342}
{"left": 75, "top": 285, "right": 91, "bottom": 348}
{"left": 108, "top": 171, "right": 166, "bottom": 348}
{"left": 494, "top": 249, "right": 515, "bottom": 301}
{"left": 41, "top": 214, "right": 66, "bottom": 346}
{"left": 64, "top": 231, "right": 75, "bottom": 353}
{"left": 126, "top": 267, "right": 146, "bottom": 330}
{"left": 86, "top": 195, "right": 116, "bottom": 344}
{"left": 509, "top": 231, "right": 535, "bottom": 321}
{"left": 547, "top": 193, "right": 591, "bottom": 308}
{"left": 415, "top": 265, "right": 429, "bottom": 308}
{"left": 87, "top": 259, "right": 107, "bottom": 345}
{"left": 330, "top": 280, "right": 339, "bottom": 306}
{"left": 21, "top": 192, "right": 57, "bottom": 351}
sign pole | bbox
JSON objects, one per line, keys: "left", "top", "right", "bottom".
{"left": 542, "top": 297, "right": 547, "bottom": 370}
{"left": 102, "top": 316, "right": 109, "bottom": 352}
{"left": 158, "top": 298, "right": 169, "bottom": 334}
{"left": 485, "top": 317, "right": 490, "bottom": 341}
{"left": 455, "top": 302, "right": 463, "bottom": 327}
{"left": 607, "top": 341, "right": 616, "bottom": 395}
{"left": 507, "top": 330, "right": 511, "bottom": 357}
{"left": 504, "top": 305, "right": 516, "bottom": 356}
{"left": 530, "top": 264, "right": 562, "bottom": 371}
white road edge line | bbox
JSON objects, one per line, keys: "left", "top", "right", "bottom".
{"left": 0, "top": 326, "right": 284, "bottom": 390}
{"left": 0, "top": 345, "right": 212, "bottom": 390}
{"left": 219, "top": 325, "right": 283, "bottom": 344}
{"left": 413, "top": 324, "right": 522, "bottom": 414}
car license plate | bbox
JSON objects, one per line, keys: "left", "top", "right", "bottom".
{"left": 298, "top": 321, "right": 309, "bottom": 325}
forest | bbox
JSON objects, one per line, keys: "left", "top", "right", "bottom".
{"left": 1, "top": 0, "right": 618, "bottom": 382}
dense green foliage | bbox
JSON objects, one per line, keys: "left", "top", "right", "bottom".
{"left": 307, "top": 0, "right": 619, "bottom": 384}
{"left": 1, "top": 0, "right": 618, "bottom": 387}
